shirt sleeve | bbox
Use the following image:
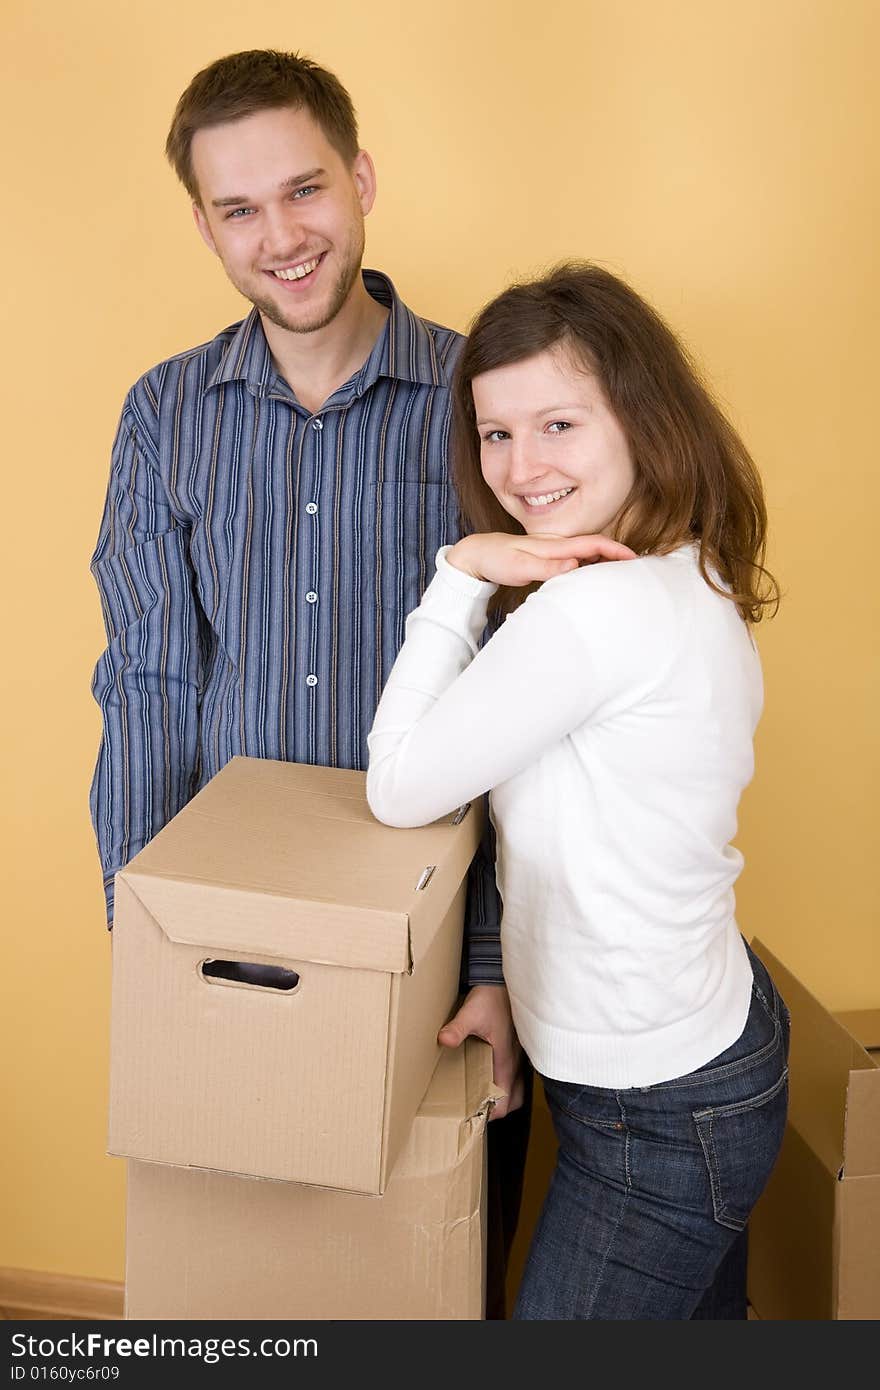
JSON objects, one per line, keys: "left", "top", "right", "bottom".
{"left": 366, "top": 546, "right": 675, "bottom": 829}
{"left": 88, "top": 385, "right": 205, "bottom": 926}
{"left": 462, "top": 812, "right": 504, "bottom": 987}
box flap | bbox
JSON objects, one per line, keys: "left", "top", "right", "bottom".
{"left": 747, "top": 1121, "right": 836, "bottom": 1320}
{"left": 464, "top": 1036, "right": 506, "bottom": 1119}
{"left": 392, "top": 1038, "right": 500, "bottom": 1179}
{"left": 118, "top": 757, "right": 477, "bottom": 973}
{"left": 122, "top": 871, "right": 412, "bottom": 973}
{"left": 750, "top": 939, "right": 865, "bottom": 1178}
{"left": 416, "top": 1038, "right": 500, "bottom": 1124}
{"left": 836, "top": 1009, "right": 880, "bottom": 1052}
{"left": 842, "top": 1069, "right": 880, "bottom": 1177}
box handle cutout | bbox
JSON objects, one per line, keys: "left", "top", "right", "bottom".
{"left": 415, "top": 865, "right": 436, "bottom": 891}
{"left": 200, "top": 959, "right": 301, "bottom": 992}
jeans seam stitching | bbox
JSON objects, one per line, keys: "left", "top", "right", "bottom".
{"left": 617, "top": 1094, "right": 632, "bottom": 1188}
{"left": 584, "top": 1188, "right": 631, "bottom": 1318}
{"left": 695, "top": 1115, "right": 745, "bottom": 1230}
{"left": 553, "top": 1102, "right": 625, "bottom": 1131}
{"left": 642, "top": 1021, "right": 783, "bottom": 1092}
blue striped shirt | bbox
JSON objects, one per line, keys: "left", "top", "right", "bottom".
{"left": 90, "top": 270, "right": 502, "bottom": 983}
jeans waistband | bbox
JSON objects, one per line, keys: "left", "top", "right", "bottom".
{"left": 742, "top": 937, "right": 783, "bottom": 1022}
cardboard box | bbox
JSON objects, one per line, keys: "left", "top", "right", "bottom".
{"left": 124, "top": 1039, "right": 499, "bottom": 1320}
{"left": 748, "top": 939, "right": 880, "bottom": 1320}
{"left": 109, "top": 757, "right": 481, "bottom": 1195}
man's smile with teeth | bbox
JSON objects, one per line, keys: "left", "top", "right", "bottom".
{"left": 271, "top": 256, "right": 322, "bottom": 280}
{"left": 521, "top": 486, "right": 575, "bottom": 507}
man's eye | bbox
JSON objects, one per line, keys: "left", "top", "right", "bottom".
{"left": 293, "top": 185, "right": 318, "bottom": 199}
{"left": 482, "top": 430, "right": 509, "bottom": 444}
{"left": 547, "top": 421, "right": 572, "bottom": 433}
{"left": 225, "top": 207, "right": 254, "bottom": 219}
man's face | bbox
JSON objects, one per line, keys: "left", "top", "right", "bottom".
{"left": 191, "top": 105, "right": 376, "bottom": 335}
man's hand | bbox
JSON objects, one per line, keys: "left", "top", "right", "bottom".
{"left": 438, "top": 983, "right": 524, "bottom": 1120}
{"left": 446, "top": 532, "right": 636, "bottom": 587}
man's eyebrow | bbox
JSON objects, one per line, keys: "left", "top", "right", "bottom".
{"left": 211, "top": 169, "right": 326, "bottom": 208}
{"left": 280, "top": 168, "right": 325, "bottom": 189}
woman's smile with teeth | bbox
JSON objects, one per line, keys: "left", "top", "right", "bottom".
{"left": 521, "top": 486, "right": 575, "bottom": 507}
{"left": 272, "top": 256, "right": 321, "bottom": 280}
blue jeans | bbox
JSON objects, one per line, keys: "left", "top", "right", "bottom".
{"left": 513, "top": 943, "right": 790, "bottom": 1320}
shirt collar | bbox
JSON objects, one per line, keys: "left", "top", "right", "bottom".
{"left": 206, "top": 269, "right": 450, "bottom": 397}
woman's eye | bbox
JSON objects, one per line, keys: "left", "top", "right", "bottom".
{"left": 482, "top": 430, "right": 509, "bottom": 444}
{"left": 547, "top": 421, "right": 572, "bottom": 434}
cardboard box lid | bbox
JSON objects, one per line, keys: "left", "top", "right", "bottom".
{"left": 117, "top": 758, "right": 478, "bottom": 973}
{"left": 752, "top": 940, "right": 880, "bottom": 1180}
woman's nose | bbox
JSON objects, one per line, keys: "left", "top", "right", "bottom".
{"left": 506, "top": 436, "right": 546, "bottom": 488}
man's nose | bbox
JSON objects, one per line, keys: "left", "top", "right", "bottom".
{"left": 261, "top": 204, "right": 308, "bottom": 259}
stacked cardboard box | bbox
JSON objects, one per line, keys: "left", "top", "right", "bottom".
{"left": 748, "top": 939, "right": 880, "bottom": 1320}
{"left": 125, "top": 1039, "right": 495, "bottom": 1320}
{"left": 109, "top": 757, "right": 495, "bottom": 1318}
{"left": 506, "top": 938, "right": 880, "bottom": 1320}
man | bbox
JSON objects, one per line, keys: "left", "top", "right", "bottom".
{"left": 89, "top": 49, "right": 527, "bottom": 1316}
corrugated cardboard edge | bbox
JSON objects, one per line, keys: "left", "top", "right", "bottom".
{"left": 464, "top": 1037, "right": 506, "bottom": 1125}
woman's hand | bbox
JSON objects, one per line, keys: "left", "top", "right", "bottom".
{"left": 446, "top": 532, "right": 637, "bottom": 586}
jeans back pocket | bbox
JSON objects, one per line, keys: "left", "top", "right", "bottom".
{"left": 693, "top": 1068, "right": 789, "bottom": 1231}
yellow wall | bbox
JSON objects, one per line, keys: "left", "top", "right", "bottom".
{"left": 3, "top": 0, "right": 877, "bottom": 1281}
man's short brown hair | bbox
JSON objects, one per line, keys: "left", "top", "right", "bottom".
{"left": 166, "top": 49, "right": 360, "bottom": 201}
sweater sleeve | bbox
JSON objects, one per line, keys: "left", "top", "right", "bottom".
{"left": 366, "top": 547, "right": 675, "bottom": 828}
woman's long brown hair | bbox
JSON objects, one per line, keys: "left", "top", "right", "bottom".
{"left": 452, "top": 263, "right": 778, "bottom": 623}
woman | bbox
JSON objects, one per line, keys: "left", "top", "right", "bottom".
{"left": 366, "top": 263, "right": 789, "bottom": 1320}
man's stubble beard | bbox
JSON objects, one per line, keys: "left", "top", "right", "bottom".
{"left": 233, "top": 223, "right": 366, "bottom": 336}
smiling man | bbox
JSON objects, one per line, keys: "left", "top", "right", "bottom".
{"left": 89, "top": 49, "right": 527, "bottom": 1318}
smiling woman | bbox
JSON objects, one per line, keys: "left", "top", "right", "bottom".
{"left": 450, "top": 263, "right": 777, "bottom": 623}
{"left": 472, "top": 347, "right": 636, "bottom": 538}
{"left": 366, "top": 262, "right": 788, "bottom": 1320}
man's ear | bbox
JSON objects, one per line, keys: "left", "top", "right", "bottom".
{"left": 192, "top": 202, "right": 218, "bottom": 255}
{"left": 352, "top": 149, "right": 378, "bottom": 217}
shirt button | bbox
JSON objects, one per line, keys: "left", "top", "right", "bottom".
{"left": 305, "top": 591, "right": 318, "bottom": 604}
{"left": 306, "top": 674, "right": 318, "bottom": 687}
{"left": 311, "top": 417, "right": 323, "bottom": 431}
{"left": 305, "top": 502, "right": 318, "bottom": 515}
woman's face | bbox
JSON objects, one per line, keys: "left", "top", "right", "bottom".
{"left": 472, "top": 346, "right": 636, "bottom": 538}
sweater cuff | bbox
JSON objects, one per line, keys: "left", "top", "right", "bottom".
{"left": 434, "top": 545, "right": 498, "bottom": 599}
{"left": 403, "top": 546, "right": 498, "bottom": 656}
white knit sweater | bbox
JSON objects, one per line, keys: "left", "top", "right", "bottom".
{"left": 367, "top": 544, "right": 761, "bottom": 1087}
